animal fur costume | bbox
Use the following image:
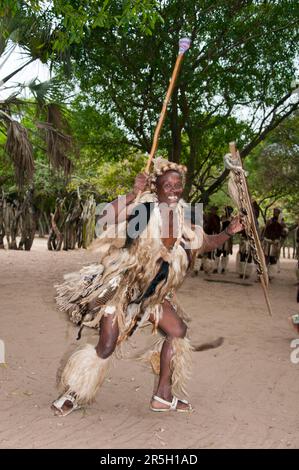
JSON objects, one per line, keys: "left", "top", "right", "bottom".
{"left": 55, "top": 158, "right": 203, "bottom": 407}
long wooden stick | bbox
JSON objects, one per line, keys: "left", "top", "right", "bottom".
{"left": 142, "top": 38, "right": 191, "bottom": 177}
{"left": 229, "top": 142, "right": 272, "bottom": 316}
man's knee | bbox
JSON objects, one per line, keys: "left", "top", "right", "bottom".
{"left": 172, "top": 321, "right": 187, "bottom": 339}
{"left": 96, "top": 336, "right": 118, "bottom": 359}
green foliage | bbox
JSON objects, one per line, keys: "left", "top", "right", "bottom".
{"left": 1, "top": 1, "right": 299, "bottom": 215}
{"left": 60, "top": 0, "right": 299, "bottom": 200}
{"left": 0, "top": 93, "right": 145, "bottom": 204}
{"left": 69, "top": 97, "right": 130, "bottom": 169}
{"left": 245, "top": 111, "right": 299, "bottom": 222}
{"left": 50, "top": 0, "right": 162, "bottom": 50}
{"left": 67, "top": 152, "right": 147, "bottom": 201}
{"left": 208, "top": 188, "right": 232, "bottom": 212}
{"left": 0, "top": 1, "right": 161, "bottom": 192}
{"left": 0, "top": 1, "right": 55, "bottom": 62}
{"left": 0, "top": 130, "right": 15, "bottom": 188}
{"left": 2, "top": 1, "right": 162, "bottom": 57}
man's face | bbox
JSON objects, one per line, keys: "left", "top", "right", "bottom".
{"left": 156, "top": 171, "right": 183, "bottom": 206}
{"left": 273, "top": 209, "right": 280, "bottom": 219}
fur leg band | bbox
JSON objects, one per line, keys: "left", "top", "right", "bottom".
{"left": 59, "top": 344, "right": 111, "bottom": 405}
{"left": 170, "top": 337, "right": 193, "bottom": 400}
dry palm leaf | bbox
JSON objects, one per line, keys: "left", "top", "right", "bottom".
{"left": 5, "top": 120, "right": 34, "bottom": 187}
{"left": 37, "top": 103, "right": 73, "bottom": 176}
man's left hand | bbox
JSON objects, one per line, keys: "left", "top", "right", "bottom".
{"left": 226, "top": 216, "right": 244, "bottom": 235}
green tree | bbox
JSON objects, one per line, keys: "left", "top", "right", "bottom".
{"left": 0, "top": 0, "right": 161, "bottom": 188}
{"left": 246, "top": 111, "right": 299, "bottom": 222}
{"left": 64, "top": 0, "right": 299, "bottom": 201}
{"left": 66, "top": 97, "right": 147, "bottom": 200}
{"left": 1, "top": 1, "right": 162, "bottom": 55}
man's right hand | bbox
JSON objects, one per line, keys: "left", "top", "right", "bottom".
{"left": 133, "top": 173, "right": 149, "bottom": 196}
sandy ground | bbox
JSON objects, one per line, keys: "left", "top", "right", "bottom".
{"left": 0, "top": 238, "right": 299, "bottom": 449}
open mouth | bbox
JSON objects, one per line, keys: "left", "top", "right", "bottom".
{"left": 167, "top": 195, "right": 178, "bottom": 202}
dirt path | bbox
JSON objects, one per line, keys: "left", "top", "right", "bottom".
{"left": 0, "top": 239, "right": 299, "bottom": 449}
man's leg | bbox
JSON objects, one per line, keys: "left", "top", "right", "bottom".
{"left": 96, "top": 313, "right": 119, "bottom": 358}
{"left": 221, "top": 253, "right": 229, "bottom": 273}
{"left": 149, "top": 300, "right": 191, "bottom": 411}
{"left": 192, "top": 254, "right": 202, "bottom": 276}
{"left": 268, "top": 256, "right": 277, "bottom": 280}
{"left": 214, "top": 254, "right": 221, "bottom": 274}
{"left": 52, "top": 314, "right": 119, "bottom": 415}
{"left": 203, "top": 253, "right": 213, "bottom": 274}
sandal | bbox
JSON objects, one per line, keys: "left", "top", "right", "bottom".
{"left": 150, "top": 395, "right": 193, "bottom": 413}
{"left": 51, "top": 393, "right": 82, "bottom": 417}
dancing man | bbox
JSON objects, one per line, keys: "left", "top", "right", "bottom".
{"left": 52, "top": 158, "right": 244, "bottom": 416}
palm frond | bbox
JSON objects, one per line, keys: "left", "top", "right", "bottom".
{"left": 27, "top": 78, "right": 67, "bottom": 106}
{"left": 37, "top": 103, "right": 73, "bottom": 176}
{"left": 5, "top": 121, "right": 34, "bottom": 188}
{"left": 28, "top": 79, "right": 53, "bottom": 106}
{"left": 46, "top": 103, "right": 70, "bottom": 132}
{"left": 0, "top": 41, "right": 17, "bottom": 71}
{"left": 0, "top": 92, "right": 23, "bottom": 109}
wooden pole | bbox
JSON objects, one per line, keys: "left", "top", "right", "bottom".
{"left": 135, "top": 38, "right": 191, "bottom": 202}
{"left": 145, "top": 38, "right": 191, "bottom": 173}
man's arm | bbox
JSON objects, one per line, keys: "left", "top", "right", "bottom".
{"left": 100, "top": 173, "right": 148, "bottom": 224}
{"left": 201, "top": 229, "right": 232, "bottom": 253}
{"left": 107, "top": 192, "right": 136, "bottom": 224}
{"left": 200, "top": 216, "right": 243, "bottom": 253}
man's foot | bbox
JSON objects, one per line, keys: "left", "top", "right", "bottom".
{"left": 150, "top": 395, "right": 193, "bottom": 413}
{"left": 51, "top": 393, "right": 81, "bottom": 417}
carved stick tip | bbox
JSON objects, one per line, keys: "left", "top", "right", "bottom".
{"left": 179, "top": 37, "right": 191, "bottom": 53}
